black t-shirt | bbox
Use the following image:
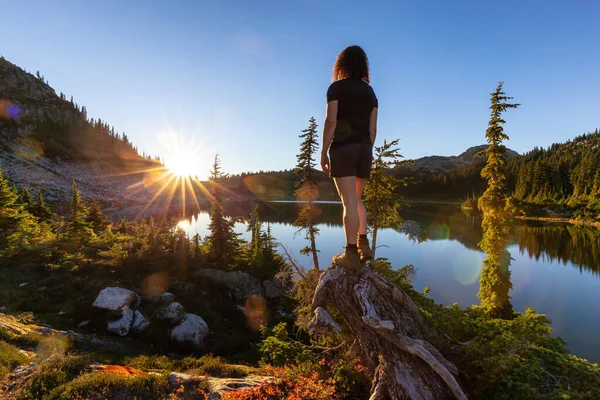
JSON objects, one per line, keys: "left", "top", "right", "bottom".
{"left": 326, "top": 78, "right": 378, "bottom": 149}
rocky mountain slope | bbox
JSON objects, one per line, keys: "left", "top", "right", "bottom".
{"left": 406, "top": 144, "right": 520, "bottom": 174}
{"left": 0, "top": 57, "right": 190, "bottom": 219}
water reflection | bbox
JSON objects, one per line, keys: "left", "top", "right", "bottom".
{"left": 178, "top": 201, "right": 600, "bottom": 361}
{"left": 514, "top": 224, "right": 600, "bottom": 274}
{"left": 180, "top": 201, "right": 600, "bottom": 276}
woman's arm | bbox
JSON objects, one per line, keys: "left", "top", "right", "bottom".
{"left": 321, "top": 101, "right": 338, "bottom": 173}
{"left": 369, "top": 107, "right": 378, "bottom": 145}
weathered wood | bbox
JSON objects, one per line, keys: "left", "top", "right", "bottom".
{"left": 309, "top": 265, "right": 468, "bottom": 400}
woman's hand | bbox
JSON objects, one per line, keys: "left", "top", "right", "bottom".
{"left": 321, "top": 152, "right": 330, "bottom": 174}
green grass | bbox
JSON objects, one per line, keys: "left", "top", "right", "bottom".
{"left": 0, "top": 340, "right": 28, "bottom": 380}
{"left": 47, "top": 373, "right": 176, "bottom": 400}
{"left": 0, "top": 327, "right": 44, "bottom": 349}
{"left": 18, "top": 354, "right": 89, "bottom": 400}
{"left": 123, "top": 354, "right": 255, "bottom": 378}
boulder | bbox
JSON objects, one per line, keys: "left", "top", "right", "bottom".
{"left": 106, "top": 306, "right": 134, "bottom": 336}
{"left": 141, "top": 291, "right": 175, "bottom": 305}
{"left": 196, "top": 270, "right": 263, "bottom": 300}
{"left": 263, "top": 280, "right": 283, "bottom": 298}
{"left": 158, "top": 292, "right": 176, "bottom": 305}
{"left": 170, "top": 313, "right": 209, "bottom": 349}
{"left": 93, "top": 287, "right": 138, "bottom": 311}
{"left": 155, "top": 302, "right": 186, "bottom": 323}
{"left": 131, "top": 310, "right": 150, "bottom": 333}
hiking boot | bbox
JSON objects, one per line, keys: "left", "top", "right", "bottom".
{"left": 357, "top": 236, "right": 373, "bottom": 262}
{"left": 332, "top": 246, "right": 361, "bottom": 270}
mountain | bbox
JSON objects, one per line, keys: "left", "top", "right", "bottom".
{"left": 405, "top": 145, "right": 520, "bottom": 175}
{"left": 0, "top": 57, "right": 181, "bottom": 219}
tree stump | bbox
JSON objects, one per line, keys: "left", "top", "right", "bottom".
{"left": 309, "top": 264, "right": 468, "bottom": 400}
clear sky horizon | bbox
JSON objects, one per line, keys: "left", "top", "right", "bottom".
{"left": 2, "top": 0, "right": 599, "bottom": 178}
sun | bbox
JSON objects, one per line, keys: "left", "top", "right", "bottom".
{"left": 165, "top": 150, "right": 197, "bottom": 177}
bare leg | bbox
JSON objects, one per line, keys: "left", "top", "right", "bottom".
{"left": 333, "top": 176, "right": 359, "bottom": 245}
{"left": 356, "top": 177, "right": 368, "bottom": 235}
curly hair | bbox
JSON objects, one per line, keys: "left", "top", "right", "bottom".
{"left": 332, "top": 45, "right": 370, "bottom": 83}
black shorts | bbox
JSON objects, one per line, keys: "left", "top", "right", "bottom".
{"left": 329, "top": 143, "right": 373, "bottom": 179}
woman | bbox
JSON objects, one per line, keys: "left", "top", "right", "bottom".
{"left": 321, "top": 45, "right": 378, "bottom": 270}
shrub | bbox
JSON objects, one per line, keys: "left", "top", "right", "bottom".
{"left": 258, "top": 323, "right": 312, "bottom": 367}
{"left": 222, "top": 366, "right": 337, "bottom": 400}
{"left": 18, "top": 354, "right": 89, "bottom": 400}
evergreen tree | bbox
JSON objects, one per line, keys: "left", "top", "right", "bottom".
{"left": 363, "top": 139, "right": 409, "bottom": 259}
{"left": 293, "top": 117, "right": 320, "bottom": 270}
{"left": 0, "top": 169, "right": 23, "bottom": 239}
{"left": 32, "top": 188, "right": 55, "bottom": 221}
{"left": 20, "top": 187, "right": 33, "bottom": 208}
{"left": 68, "top": 180, "right": 92, "bottom": 238}
{"left": 205, "top": 155, "right": 240, "bottom": 267}
{"left": 86, "top": 201, "right": 111, "bottom": 231}
{"left": 477, "top": 82, "right": 519, "bottom": 319}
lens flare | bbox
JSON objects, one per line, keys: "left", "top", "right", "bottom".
{"left": 13, "top": 138, "right": 44, "bottom": 159}
{"left": 453, "top": 251, "right": 485, "bottom": 285}
{"left": 0, "top": 99, "right": 22, "bottom": 120}
{"left": 244, "top": 294, "right": 268, "bottom": 331}
{"left": 142, "top": 272, "right": 169, "bottom": 296}
{"left": 36, "top": 334, "right": 69, "bottom": 359}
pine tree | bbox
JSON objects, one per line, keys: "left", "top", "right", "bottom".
{"left": 20, "top": 187, "right": 33, "bottom": 207}
{"left": 86, "top": 201, "right": 111, "bottom": 231}
{"left": 0, "top": 169, "right": 23, "bottom": 238}
{"left": 477, "top": 82, "right": 519, "bottom": 319}
{"left": 32, "top": 188, "right": 55, "bottom": 221}
{"left": 68, "top": 180, "right": 92, "bottom": 238}
{"left": 293, "top": 117, "right": 320, "bottom": 270}
{"left": 363, "top": 139, "right": 409, "bottom": 259}
{"left": 205, "top": 155, "right": 240, "bottom": 267}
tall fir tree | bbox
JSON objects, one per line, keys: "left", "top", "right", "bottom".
{"left": 363, "top": 139, "right": 410, "bottom": 259}
{"left": 477, "top": 82, "right": 519, "bottom": 319}
{"left": 205, "top": 155, "right": 240, "bottom": 267}
{"left": 20, "top": 187, "right": 33, "bottom": 209}
{"left": 86, "top": 201, "right": 111, "bottom": 231}
{"left": 293, "top": 117, "right": 320, "bottom": 270}
{"left": 0, "top": 169, "right": 23, "bottom": 240}
{"left": 68, "top": 180, "right": 93, "bottom": 238}
{"left": 32, "top": 188, "right": 55, "bottom": 221}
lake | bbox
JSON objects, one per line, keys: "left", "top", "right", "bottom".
{"left": 177, "top": 201, "right": 600, "bottom": 363}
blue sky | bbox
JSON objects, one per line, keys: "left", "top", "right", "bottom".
{"left": 2, "top": 0, "right": 599, "bottom": 178}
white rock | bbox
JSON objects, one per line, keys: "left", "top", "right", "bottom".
{"left": 58, "top": 311, "right": 66, "bottom": 315}
{"left": 107, "top": 306, "right": 134, "bottom": 336}
{"left": 155, "top": 302, "right": 186, "bottom": 323}
{"left": 0, "top": 306, "right": 6, "bottom": 312}
{"left": 93, "top": 287, "right": 137, "bottom": 311}
{"left": 19, "top": 282, "right": 29, "bottom": 287}
{"left": 131, "top": 310, "right": 150, "bottom": 333}
{"left": 170, "top": 313, "right": 209, "bottom": 349}
{"left": 78, "top": 320, "right": 90, "bottom": 327}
